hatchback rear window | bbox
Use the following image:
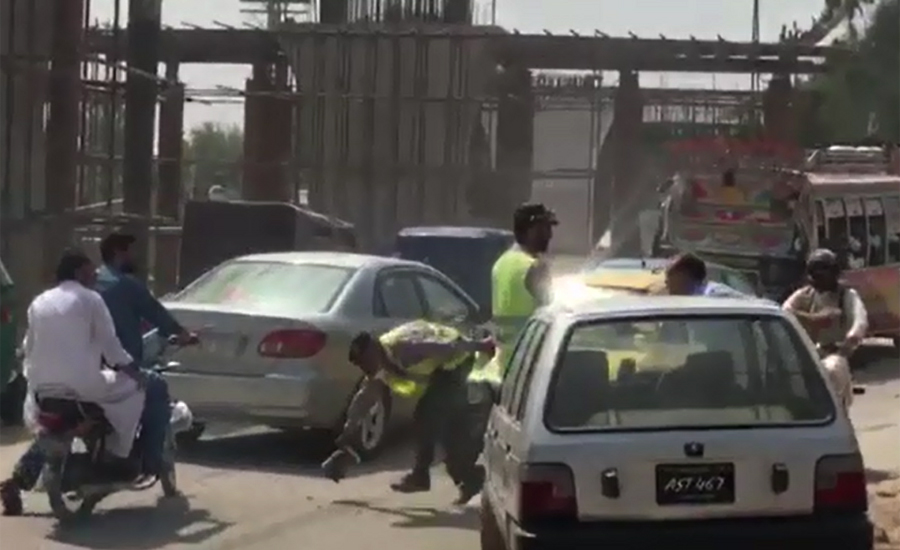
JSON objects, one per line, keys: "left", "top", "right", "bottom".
{"left": 172, "top": 261, "right": 353, "bottom": 315}
{"left": 545, "top": 314, "right": 835, "bottom": 431}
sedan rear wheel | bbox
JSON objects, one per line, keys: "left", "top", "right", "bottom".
{"left": 349, "top": 387, "right": 391, "bottom": 460}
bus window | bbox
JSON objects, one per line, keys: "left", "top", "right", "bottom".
{"left": 884, "top": 196, "right": 900, "bottom": 264}
{"left": 845, "top": 198, "right": 867, "bottom": 269}
{"left": 823, "top": 198, "right": 849, "bottom": 260}
{"left": 814, "top": 200, "right": 827, "bottom": 248}
{"left": 864, "top": 198, "right": 886, "bottom": 267}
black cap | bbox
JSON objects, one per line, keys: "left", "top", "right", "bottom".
{"left": 513, "top": 203, "right": 558, "bottom": 230}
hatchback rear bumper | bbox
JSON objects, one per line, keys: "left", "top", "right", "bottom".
{"left": 515, "top": 514, "right": 873, "bottom": 550}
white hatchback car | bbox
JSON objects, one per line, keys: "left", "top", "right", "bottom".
{"left": 480, "top": 296, "right": 873, "bottom": 550}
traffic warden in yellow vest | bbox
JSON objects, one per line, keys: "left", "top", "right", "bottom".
{"left": 324, "top": 320, "right": 493, "bottom": 504}
{"left": 471, "top": 203, "right": 556, "bottom": 387}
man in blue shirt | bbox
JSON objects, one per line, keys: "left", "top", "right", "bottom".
{"left": 95, "top": 232, "right": 195, "bottom": 480}
{"left": 2, "top": 234, "right": 193, "bottom": 515}
{"left": 664, "top": 253, "right": 748, "bottom": 298}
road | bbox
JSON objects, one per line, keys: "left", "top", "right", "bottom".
{"left": 1, "top": 346, "right": 896, "bottom": 550}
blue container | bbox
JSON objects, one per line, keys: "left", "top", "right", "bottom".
{"left": 396, "top": 226, "right": 514, "bottom": 317}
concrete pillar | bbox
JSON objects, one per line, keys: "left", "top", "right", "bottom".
{"left": 610, "top": 70, "right": 643, "bottom": 256}
{"left": 591, "top": 134, "right": 615, "bottom": 246}
{"left": 42, "top": 0, "right": 83, "bottom": 281}
{"left": 243, "top": 61, "right": 292, "bottom": 202}
{"left": 123, "top": 0, "right": 162, "bottom": 280}
{"left": 320, "top": 0, "right": 347, "bottom": 23}
{"left": 155, "top": 61, "right": 183, "bottom": 292}
{"left": 763, "top": 74, "right": 796, "bottom": 144}
{"left": 242, "top": 63, "right": 263, "bottom": 199}
{"left": 486, "top": 65, "right": 533, "bottom": 225}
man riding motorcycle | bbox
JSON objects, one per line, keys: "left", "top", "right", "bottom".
{"left": 1, "top": 234, "right": 195, "bottom": 516}
{"left": 0, "top": 251, "right": 144, "bottom": 516}
{"left": 782, "top": 249, "right": 868, "bottom": 412}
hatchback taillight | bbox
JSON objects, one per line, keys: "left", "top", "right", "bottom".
{"left": 258, "top": 329, "right": 327, "bottom": 359}
{"left": 0, "top": 305, "right": 10, "bottom": 324}
{"left": 814, "top": 454, "right": 867, "bottom": 513}
{"left": 518, "top": 463, "right": 578, "bottom": 523}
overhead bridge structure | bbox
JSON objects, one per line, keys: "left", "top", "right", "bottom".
{"left": 1, "top": 0, "right": 843, "bottom": 303}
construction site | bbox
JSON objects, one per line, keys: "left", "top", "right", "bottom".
{"left": 1, "top": 0, "right": 843, "bottom": 305}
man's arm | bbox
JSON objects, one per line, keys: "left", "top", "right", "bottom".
{"left": 21, "top": 304, "right": 34, "bottom": 358}
{"left": 89, "top": 291, "right": 134, "bottom": 367}
{"left": 843, "top": 288, "right": 869, "bottom": 341}
{"left": 782, "top": 288, "right": 829, "bottom": 326}
{"left": 126, "top": 275, "right": 184, "bottom": 337}
{"left": 525, "top": 259, "right": 551, "bottom": 306}
{"left": 390, "top": 338, "right": 489, "bottom": 371}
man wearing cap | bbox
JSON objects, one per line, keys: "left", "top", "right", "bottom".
{"left": 486, "top": 203, "right": 557, "bottom": 373}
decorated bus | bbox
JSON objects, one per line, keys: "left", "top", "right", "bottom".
{"left": 655, "top": 141, "right": 900, "bottom": 345}
{"left": 653, "top": 137, "right": 809, "bottom": 300}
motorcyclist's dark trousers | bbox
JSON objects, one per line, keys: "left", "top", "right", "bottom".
{"left": 10, "top": 371, "right": 171, "bottom": 490}
{"left": 411, "top": 369, "right": 481, "bottom": 487}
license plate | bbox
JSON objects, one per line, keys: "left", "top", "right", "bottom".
{"left": 200, "top": 332, "right": 237, "bottom": 354}
{"left": 655, "top": 463, "right": 735, "bottom": 505}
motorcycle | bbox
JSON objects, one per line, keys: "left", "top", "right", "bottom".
{"left": 815, "top": 340, "right": 866, "bottom": 412}
{"left": 30, "top": 335, "right": 195, "bottom": 522}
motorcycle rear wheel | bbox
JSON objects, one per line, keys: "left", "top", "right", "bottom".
{"left": 43, "top": 457, "right": 103, "bottom": 522}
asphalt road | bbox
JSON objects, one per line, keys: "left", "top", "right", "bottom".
{"left": 0, "top": 345, "right": 896, "bottom": 550}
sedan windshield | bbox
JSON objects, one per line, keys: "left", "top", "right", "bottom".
{"left": 545, "top": 314, "right": 835, "bottom": 432}
{"left": 171, "top": 261, "right": 354, "bottom": 316}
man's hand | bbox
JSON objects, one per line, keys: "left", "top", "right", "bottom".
{"left": 174, "top": 331, "right": 199, "bottom": 347}
{"left": 841, "top": 334, "right": 862, "bottom": 354}
{"left": 119, "top": 364, "right": 148, "bottom": 389}
{"left": 476, "top": 338, "right": 496, "bottom": 355}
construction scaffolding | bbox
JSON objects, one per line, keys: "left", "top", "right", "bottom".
{"left": 2, "top": 0, "right": 841, "bottom": 307}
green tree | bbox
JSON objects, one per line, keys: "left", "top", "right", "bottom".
{"left": 800, "top": 0, "right": 899, "bottom": 145}
{"left": 823, "top": 0, "right": 876, "bottom": 37}
{"left": 183, "top": 122, "right": 244, "bottom": 198}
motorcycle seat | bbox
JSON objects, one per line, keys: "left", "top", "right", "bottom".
{"left": 37, "top": 397, "right": 111, "bottom": 433}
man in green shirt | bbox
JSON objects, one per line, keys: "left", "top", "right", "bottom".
{"left": 480, "top": 203, "right": 556, "bottom": 381}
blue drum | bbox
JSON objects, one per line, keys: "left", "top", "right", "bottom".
{"left": 395, "top": 226, "right": 514, "bottom": 317}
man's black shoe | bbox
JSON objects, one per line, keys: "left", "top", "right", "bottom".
{"left": 390, "top": 472, "right": 431, "bottom": 493}
{"left": 453, "top": 466, "right": 485, "bottom": 505}
{"left": 0, "top": 479, "right": 23, "bottom": 516}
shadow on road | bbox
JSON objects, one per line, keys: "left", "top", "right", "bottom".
{"left": 854, "top": 344, "right": 900, "bottom": 387}
{"left": 177, "top": 428, "right": 410, "bottom": 478}
{"left": 867, "top": 468, "right": 899, "bottom": 485}
{"left": 333, "top": 499, "right": 478, "bottom": 531}
{"left": 47, "top": 496, "right": 232, "bottom": 550}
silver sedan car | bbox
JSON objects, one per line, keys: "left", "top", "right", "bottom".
{"left": 161, "top": 251, "right": 484, "bottom": 456}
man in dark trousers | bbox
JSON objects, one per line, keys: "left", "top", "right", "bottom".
{"left": 323, "top": 320, "right": 493, "bottom": 505}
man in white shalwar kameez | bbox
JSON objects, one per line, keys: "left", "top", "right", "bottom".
{"left": 22, "top": 250, "right": 145, "bottom": 464}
